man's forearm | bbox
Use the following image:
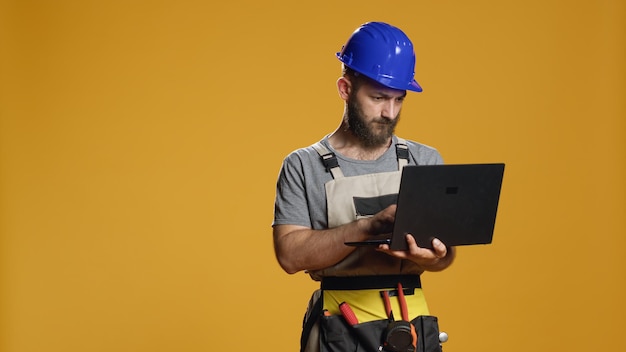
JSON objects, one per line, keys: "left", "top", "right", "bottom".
{"left": 273, "top": 219, "right": 372, "bottom": 274}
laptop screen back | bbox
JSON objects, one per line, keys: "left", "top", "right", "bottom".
{"left": 389, "top": 163, "right": 505, "bottom": 250}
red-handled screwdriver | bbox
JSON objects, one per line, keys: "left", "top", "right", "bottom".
{"left": 339, "top": 302, "right": 359, "bottom": 326}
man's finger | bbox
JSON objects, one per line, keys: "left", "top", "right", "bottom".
{"left": 432, "top": 238, "right": 447, "bottom": 258}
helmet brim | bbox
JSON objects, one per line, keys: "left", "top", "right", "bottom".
{"left": 408, "top": 80, "right": 423, "bottom": 93}
{"left": 337, "top": 53, "right": 423, "bottom": 93}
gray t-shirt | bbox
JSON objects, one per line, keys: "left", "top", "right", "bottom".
{"left": 273, "top": 135, "right": 443, "bottom": 230}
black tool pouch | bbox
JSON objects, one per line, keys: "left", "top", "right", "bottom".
{"left": 319, "top": 314, "right": 442, "bottom": 352}
{"left": 412, "top": 316, "right": 442, "bottom": 352}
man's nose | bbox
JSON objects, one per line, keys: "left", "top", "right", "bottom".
{"left": 381, "top": 100, "right": 400, "bottom": 119}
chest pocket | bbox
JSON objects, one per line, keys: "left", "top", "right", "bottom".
{"left": 354, "top": 193, "right": 399, "bottom": 219}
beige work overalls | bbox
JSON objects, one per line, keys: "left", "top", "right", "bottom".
{"left": 302, "top": 138, "right": 429, "bottom": 352}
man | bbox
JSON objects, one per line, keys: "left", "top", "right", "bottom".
{"left": 273, "top": 22, "right": 455, "bottom": 352}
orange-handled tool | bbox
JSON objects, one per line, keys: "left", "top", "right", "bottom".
{"left": 339, "top": 302, "right": 359, "bottom": 326}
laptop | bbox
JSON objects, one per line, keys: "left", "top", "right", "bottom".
{"left": 345, "top": 163, "right": 505, "bottom": 250}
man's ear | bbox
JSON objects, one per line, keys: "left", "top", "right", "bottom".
{"left": 337, "top": 76, "right": 351, "bottom": 101}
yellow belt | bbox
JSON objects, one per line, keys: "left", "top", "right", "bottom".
{"left": 323, "top": 288, "right": 429, "bottom": 323}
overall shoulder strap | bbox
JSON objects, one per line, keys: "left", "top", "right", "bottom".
{"left": 312, "top": 142, "right": 344, "bottom": 179}
{"left": 395, "top": 137, "right": 409, "bottom": 169}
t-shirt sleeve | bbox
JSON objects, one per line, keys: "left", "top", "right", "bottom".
{"left": 407, "top": 141, "right": 444, "bottom": 165}
{"left": 273, "top": 153, "right": 313, "bottom": 228}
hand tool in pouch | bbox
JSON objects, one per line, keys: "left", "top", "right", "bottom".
{"left": 339, "top": 302, "right": 359, "bottom": 325}
{"left": 338, "top": 301, "right": 381, "bottom": 352}
{"left": 381, "top": 283, "right": 417, "bottom": 352}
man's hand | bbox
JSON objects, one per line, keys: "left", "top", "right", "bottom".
{"left": 362, "top": 204, "right": 397, "bottom": 236}
{"left": 376, "top": 234, "right": 455, "bottom": 272}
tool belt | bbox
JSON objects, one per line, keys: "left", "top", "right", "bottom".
{"left": 302, "top": 275, "right": 443, "bottom": 352}
{"left": 321, "top": 275, "right": 422, "bottom": 291}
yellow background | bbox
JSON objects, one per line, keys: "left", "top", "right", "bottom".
{"left": 1, "top": 1, "right": 624, "bottom": 351}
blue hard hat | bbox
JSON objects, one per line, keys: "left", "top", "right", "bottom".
{"left": 337, "top": 22, "right": 422, "bottom": 92}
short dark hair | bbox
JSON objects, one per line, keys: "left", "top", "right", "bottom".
{"left": 342, "top": 66, "right": 368, "bottom": 93}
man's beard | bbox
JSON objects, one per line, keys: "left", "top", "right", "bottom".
{"left": 346, "top": 98, "right": 399, "bottom": 148}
